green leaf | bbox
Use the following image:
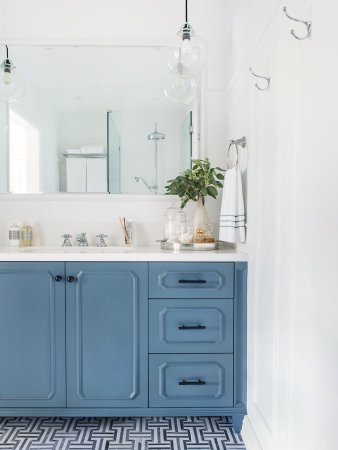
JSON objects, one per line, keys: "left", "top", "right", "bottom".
{"left": 216, "top": 173, "right": 224, "bottom": 180}
{"left": 207, "top": 185, "right": 218, "bottom": 197}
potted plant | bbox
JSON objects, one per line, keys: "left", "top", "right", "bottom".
{"left": 165, "top": 158, "right": 224, "bottom": 241}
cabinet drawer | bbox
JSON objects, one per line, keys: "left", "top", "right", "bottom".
{"left": 149, "top": 299, "right": 233, "bottom": 353}
{"left": 149, "top": 263, "right": 234, "bottom": 298}
{"left": 149, "top": 354, "right": 233, "bottom": 407}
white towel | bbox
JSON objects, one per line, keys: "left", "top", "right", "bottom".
{"left": 64, "top": 148, "right": 81, "bottom": 154}
{"left": 80, "top": 144, "right": 105, "bottom": 154}
{"left": 86, "top": 158, "right": 108, "bottom": 192}
{"left": 219, "top": 166, "right": 246, "bottom": 243}
{"left": 66, "top": 158, "right": 87, "bottom": 192}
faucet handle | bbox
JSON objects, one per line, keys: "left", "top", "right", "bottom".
{"left": 62, "top": 234, "right": 72, "bottom": 247}
{"left": 76, "top": 232, "right": 89, "bottom": 246}
{"left": 96, "top": 233, "right": 108, "bottom": 247}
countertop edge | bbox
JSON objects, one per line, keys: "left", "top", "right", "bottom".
{"left": 0, "top": 247, "right": 249, "bottom": 262}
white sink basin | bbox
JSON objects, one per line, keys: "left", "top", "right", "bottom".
{"left": 18, "top": 246, "right": 134, "bottom": 253}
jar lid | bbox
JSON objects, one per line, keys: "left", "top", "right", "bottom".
{"left": 164, "top": 205, "right": 185, "bottom": 216}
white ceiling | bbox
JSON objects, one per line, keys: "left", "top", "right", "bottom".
{"left": 0, "top": 0, "right": 229, "bottom": 92}
{"left": 0, "top": 0, "right": 206, "bottom": 42}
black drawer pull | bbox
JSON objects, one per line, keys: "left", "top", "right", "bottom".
{"left": 178, "top": 279, "right": 207, "bottom": 284}
{"left": 67, "top": 276, "right": 76, "bottom": 283}
{"left": 54, "top": 275, "right": 63, "bottom": 282}
{"left": 179, "top": 379, "right": 206, "bottom": 386}
{"left": 178, "top": 325, "right": 206, "bottom": 330}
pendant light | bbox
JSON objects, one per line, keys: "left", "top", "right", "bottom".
{"left": 0, "top": 46, "right": 25, "bottom": 104}
{"left": 163, "top": 71, "right": 197, "bottom": 104}
{"left": 166, "top": 0, "right": 206, "bottom": 78}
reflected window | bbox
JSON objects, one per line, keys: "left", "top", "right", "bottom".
{"left": 9, "top": 110, "right": 40, "bottom": 193}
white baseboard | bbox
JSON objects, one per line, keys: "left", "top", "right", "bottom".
{"left": 241, "top": 416, "right": 264, "bottom": 450}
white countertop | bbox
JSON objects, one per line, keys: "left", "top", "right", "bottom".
{"left": 0, "top": 245, "right": 248, "bottom": 262}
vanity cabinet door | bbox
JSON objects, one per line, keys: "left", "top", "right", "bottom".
{"left": 66, "top": 262, "right": 148, "bottom": 407}
{"left": 0, "top": 262, "right": 66, "bottom": 407}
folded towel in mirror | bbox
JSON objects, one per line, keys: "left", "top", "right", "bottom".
{"left": 80, "top": 144, "right": 105, "bottom": 154}
{"left": 64, "top": 149, "right": 81, "bottom": 154}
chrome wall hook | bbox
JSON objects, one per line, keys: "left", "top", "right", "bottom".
{"left": 249, "top": 67, "right": 270, "bottom": 91}
{"left": 282, "top": 6, "right": 312, "bottom": 40}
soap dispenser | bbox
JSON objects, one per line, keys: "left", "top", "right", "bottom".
{"left": 8, "top": 221, "right": 21, "bottom": 247}
{"left": 20, "top": 223, "right": 33, "bottom": 247}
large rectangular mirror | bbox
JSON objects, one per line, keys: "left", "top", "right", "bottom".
{"left": 0, "top": 45, "right": 199, "bottom": 194}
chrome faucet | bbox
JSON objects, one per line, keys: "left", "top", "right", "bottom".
{"left": 62, "top": 234, "right": 72, "bottom": 247}
{"left": 76, "top": 232, "right": 89, "bottom": 246}
{"left": 96, "top": 233, "right": 108, "bottom": 247}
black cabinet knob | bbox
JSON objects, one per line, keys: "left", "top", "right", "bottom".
{"left": 54, "top": 275, "right": 63, "bottom": 282}
{"left": 67, "top": 276, "right": 76, "bottom": 282}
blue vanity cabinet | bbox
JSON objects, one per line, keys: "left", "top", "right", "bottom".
{"left": 0, "top": 259, "right": 246, "bottom": 433}
{"left": 0, "top": 262, "right": 66, "bottom": 407}
{"left": 65, "top": 262, "right": 148, "bottom": 407}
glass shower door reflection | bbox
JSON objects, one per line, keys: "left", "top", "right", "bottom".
{"left": 180, "top": 111, "right": 193, "bottom": 170}
{"left": 107, "top": 111, "right": 121, "bottom": 194}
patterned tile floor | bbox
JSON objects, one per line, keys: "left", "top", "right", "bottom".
{"left": 0, "top": 417, "right": 245, "bottom": 450}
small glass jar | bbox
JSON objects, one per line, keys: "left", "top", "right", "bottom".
{"left": 178, "top": 221, "right": 194, "bottom": 245}
{"left": 163, "top": 205, "right": 186, "bottom": 243}
{"left": 193, "top": 222, "right": 215, "bottom": 244}
{"left": 123, "top": 219, "right": 134, "bottom": 246}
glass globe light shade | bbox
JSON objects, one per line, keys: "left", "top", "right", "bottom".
{"left": 0, "top": 60, "right": 25, "bottom": 104}
{"left": 166, "top": 24, "right": 206, "bottom": 78}
{"left": 164, "top": 71, "right": 197, "bottom": 104}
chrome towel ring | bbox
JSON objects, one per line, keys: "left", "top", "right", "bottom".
{"left": 227, "top": 136, "right": 247, "bottom": 169}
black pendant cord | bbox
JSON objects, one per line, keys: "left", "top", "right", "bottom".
{"left": 183, "top": 0, "right": 191, "bottom": 40}
{"left": 3, "top": 45, "right": 13, "bottom": 73}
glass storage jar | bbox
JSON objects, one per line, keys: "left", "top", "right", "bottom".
{"left": 163, "top": 205, "right": 186, "bottom": 243}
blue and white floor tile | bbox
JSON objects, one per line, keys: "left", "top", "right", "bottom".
{"left": 0, "top": 417, "right": 245, "bottom": 450}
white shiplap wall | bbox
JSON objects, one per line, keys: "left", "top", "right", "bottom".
{"left": 225, "top": 0, "right": 338, "bottom": 449}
